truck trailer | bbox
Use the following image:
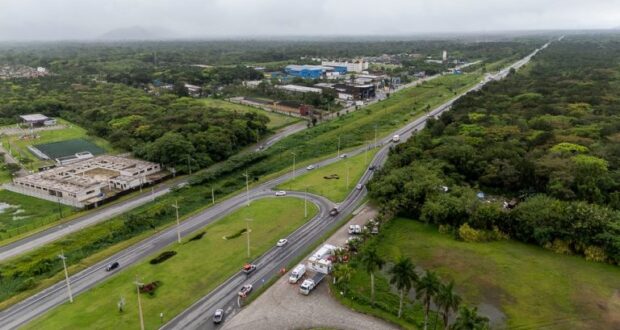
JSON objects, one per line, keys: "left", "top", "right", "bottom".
{"left": 299, "top": 272, "right": 326, "bottom": 295}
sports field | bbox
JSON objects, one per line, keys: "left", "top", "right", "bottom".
{"left": 32, "top": 138, "right": 105, "bottom": 160}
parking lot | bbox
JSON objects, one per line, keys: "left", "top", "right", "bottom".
{"left": 222, "top": 205, "right": 398, "bottom": 330}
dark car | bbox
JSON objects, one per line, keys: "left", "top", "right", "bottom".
{"left": 213, "top": 308, "right": 224, "bottom": 324}
{"left": 329, "top": 207, "right": 339, "bottom": 216}
{"left": 106, "top": 261, "right": 120, "bottom": 271}
{"left": 369, "top": 165, "right": 376, "bottom": 171}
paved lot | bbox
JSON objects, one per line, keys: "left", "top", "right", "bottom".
{"left": 222, "top": 205, "right": 398, "bottom": 330}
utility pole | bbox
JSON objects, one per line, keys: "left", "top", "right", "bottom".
{"left": 291, "top": 152, "right": 296, "bottom": 178}
{"left": 337, "top": 136, "right": 341, "bottom": 157}
{"left": 304, "top": 185, "right": 308, "bottom": 218}
{"left": 134, "top": 276, "right": 145, "bottom": 330}
{"left": 365, "top": 140, "right": 369, "bottom": 164}
{"left": 151, "top": 187, "right": 154, "bottom": 202}
{"left": 211, "top": 187, "right": 215, "bottom": 204}
{"left": 172, "top": 200, "right": 181, "bottom": 243}
{"left": 58, "top": 250, "right": 73, "bottom": 303}
{"left": 374, "top": 125, "right": 378, "bottom": 148}
{"left": 243, "top": 171, "right": 250, "bottom": 206}
{"left": 187, "top": 155, "right": 192, "bottom": 175}
{"left": 346, "top": 160, "right": 350, "bottom": 190}
{"left": 245, "top": 218, "right": 253, "bottom": 258}
{"left": 57, "top": 196, "right": 63, "bottom": 219}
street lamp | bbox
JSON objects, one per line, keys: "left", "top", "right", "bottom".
{"left": 374, "top": 125, "right": 378, "bottom": 149}
{"left": 134, "top": 276, "right": 145, "bottom": 330}
{"left": 291, "top": 152, "right": 296, "bottom": 178}
{"left": 171, "top": 200, "right": 181, "bottom": 243}
{"left": 337, "top": 136, "right": 341, "bottom": 157}
{"left": 187, "top": 155, "right": 192, "bottom": 175}
{"left": 245, "top": 218, "right": 253, "bottom": 258}
{"left": 57, "top": 250, "right": 73, "bottom": 303}
{"left": 304, "top": 185, "right": 308, "bottom": 218}
{"left": 242, "top": 171, "right": 250, "bottom": 206}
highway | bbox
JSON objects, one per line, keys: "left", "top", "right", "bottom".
{"left": 0, "top": 41, "right": 551, "bottom": 329}
{"left": 0, "top": 122, "right": 307, "bottom": 262}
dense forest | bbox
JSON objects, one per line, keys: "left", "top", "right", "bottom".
{"left": 368, "top": 36, "right": 620, "bottom": 265}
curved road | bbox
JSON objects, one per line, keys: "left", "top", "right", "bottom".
{"left": 0, "top": 41, "right": 552, "bottom": 329}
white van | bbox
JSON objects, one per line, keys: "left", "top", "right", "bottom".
{"left": 289, "top": 264, "right": 306, "bottom": 284}
{"left": 392, "top": 135, "right": 400, "bottom": 142}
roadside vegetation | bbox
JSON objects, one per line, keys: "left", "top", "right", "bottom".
{"left": 279, "top": 149, "right": 377, "bottom": 202}
{"left": 200, "top": 98, "right": 299, "bottom": 130}
{"left": 0, "top": 190, "right": 75, "bottom": 241}
{"left": 24, "top": 197, "right": 318, "bottom": 330}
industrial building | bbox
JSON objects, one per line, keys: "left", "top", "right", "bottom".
{"left": 316, "top": 83, "right": 376, "bottom": 100}
{"left": 20, "top": 114, "right": 57, "bottom": 127}
{"left": 321, "top": 60, "right": 369, "bottom": 73}
{"left": 5, "top": 155, "right": 163, "bottom": 208}
{"left": 276, "top": 84, "right": 323, "bottom": 94}
{"left": 284, "top": 65, "right": 345, "bottom": 79}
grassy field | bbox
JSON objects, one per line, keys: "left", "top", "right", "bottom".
{"left": 278, "top": 148, "right": 378, "bottom": 202}
{"left": 0, "top": 190, "right": 75, "bottom": 240}
{"left": 201, "top": 98, "right": 300, "bottom": 130}
{"left": 25, "top": 197, "right": 318, "bottom": 329}
{"left": 1, "top": 119, "right": 115, "bottom": 170}
{"left": 362, "top": 218, "right": 620, "bottom": 329}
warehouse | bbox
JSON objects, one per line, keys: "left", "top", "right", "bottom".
{"left": 20, "top": 114, "right": 57, "bottom": 127}
{"left": 5, "top": 155, "right": 163, "bottom": 208}
{"left": 284, "top": 65, "right": 334, "bottom": 79}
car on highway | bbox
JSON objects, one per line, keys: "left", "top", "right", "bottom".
{"left": 242, "top": 263, "right": 256, "bottom": 275}
{"left": 392, "top": 134, "right": 400, "bottom": 142}
{"left": 306, "top": 164, "right": 316, "bottom": 170}
{"left": 329, "top": 207, "right": 339, "bottom": 216}
{"left": 356, "top": 183, "right": 363, "bottom": 190}
{"left": 274, "top": 191, "right": 287, "bottom": 196}
{"left": 105, "top": 261, "right": 120, "bottom": 272}
{"left": 276, "top": 238, "right": 288, "bottom": 247}
{"left": 238, "top": 284, "right": 253, "bottom": 297}
{"left": 340, "top": 153, "right": 348, "bottom": 158}
{"left": 213, "top": 308, "right": 224, "bottom": 324}
{"left": 369, "top": 165, "right": 376, "bottom": 171}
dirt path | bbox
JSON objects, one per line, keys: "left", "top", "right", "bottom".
{"left": 222, "top": 205, "right": 398, "bottom": 330}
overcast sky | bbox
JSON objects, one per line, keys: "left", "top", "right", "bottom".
{"left": 1, "top": 0, "right": 619, "bottom": 40}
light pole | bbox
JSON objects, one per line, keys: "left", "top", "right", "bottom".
{"left": 134, "top": 276, "right": 145, "bottom": 330}
{"left": 374, "top": 125, "right": 378, "bottom": 149}
{"left": 291, "top": 152, "right": 296, "bottom": 178}
{"left": 172, "top": 200, "right": 181, "bottom": 243}
{"left": 337, "top": 136, "right": 341, "bottom": 157}
{"left": 187, "top": 155, "right": 192, "bottom": 175}
{"left": 245, "top": 218, "right": 253, "bottom": 258}
{"left": 211, "top": 187, "right": 215, "bottom": 204}
{"left": 346, "top": 160, "right": 350, "bottom": 190}
{"left": 304, "top": 185, "right": 308, "bottom": 218}
{"left": 58, "top": 250, "right": 73, "bottom": 303}
{"left": 243, "top": 171, "right": 250, "bottom": 206}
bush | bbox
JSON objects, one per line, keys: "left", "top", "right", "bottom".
{"left": 584, "top": 246, "right": 607, "bottom": 262}
{"left": 139, "top": 281, "right": 162, "bottom": 295}
{"left": 149, "top": 251, "right": 177, "bottom": 265}
{"left": 544, "top": 239, "right": 572, "bottom": 255}
{"left": 188, "top": 231, "right": 206, "bottom": 242}
{"left": 458, "top": 223, "right": 485, "bottom": 242}
{"left": 224, "top": 228, "right": 247, "bottom": 240}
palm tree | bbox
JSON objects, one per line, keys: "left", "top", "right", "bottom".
{"left": 451, "top": 306, "right": 489, "bottom": 330}
{"left": 359, "top": 247, "right": 385, "bottom": 305}
{"left": 332, "top": 263, "right": 353, "bottom": 290}
{"left": 388, "top": 257, "right": 418, "bottom": 318}
{"left": 416, "top": 270, "right": 441, "bottom": 330}
{"left": 436, "top": 281, "right": 462, "bottom": 330}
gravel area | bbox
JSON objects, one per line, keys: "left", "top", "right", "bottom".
{"left": 222, "top": 205, "right": 398, "bottom": 330}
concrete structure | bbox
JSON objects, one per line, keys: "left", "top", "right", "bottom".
{"left": 276, "top": 84, "right": 322, "bottom": 94}
{"left": 442, "top": 50, "right": 448, "bottom": 62}
{"left": 332, "top": 83, "right": 376, "bottom": 100}
{"left": 5, "top": 155, "right": 162, "bottom": 208}
{"left": 321, "top": 59, "right": 368, "bottom": 73}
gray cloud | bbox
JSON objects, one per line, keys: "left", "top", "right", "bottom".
{"left": 0, "top": 0, "right": 618, "bottom": 40}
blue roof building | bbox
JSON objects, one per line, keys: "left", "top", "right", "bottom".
{"left": 285, "top": 65, "right": 330, "bottom": 79}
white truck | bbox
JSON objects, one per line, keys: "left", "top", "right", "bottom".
{"left": 300, "top": 272, "right": 326, "bottom": 295}
{"left": 288, "top": 264, "right": 306, "bottom": 284}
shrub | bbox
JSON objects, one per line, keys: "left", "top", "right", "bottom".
{"left": 225, "top": 228, "right": 247, "bottom": 240}
{"left": 458, "top": 223, "right": 485, "bottom": 242}
{"left": 139, "top": 281, "right": 162, "bottom": 295}
{"left": 149, "top": 251, "right": 177, "bottom": 265}
{"left": 584, "top": 246, "right": 607, "bottom": 262}
{"left": 544, "top": 239, "right": 572, "bottom": 255}
{"left": 188, "top": 231, "right": 206, "bottom": 242}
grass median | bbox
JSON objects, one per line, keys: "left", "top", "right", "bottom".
{"left": 24, "top": 197, "right": 318, "bottom": 329}
{"left": 278, "top": 149, "right": 378, "bottom": 202}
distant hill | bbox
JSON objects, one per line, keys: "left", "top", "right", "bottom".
{"left": 98, "top": 26, "right": 178, "bottom": 40}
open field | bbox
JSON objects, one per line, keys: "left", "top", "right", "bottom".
{"left": 278, "top": 149, "right": 378, "bottom": 202}
{"left": 0, "top": 190, "right": 75, "bottom": 241}
{"left": 354, "top": 218, "right": 620, "bottom": 329}
{"left": 201, "top": 98, "right": 300, "bottom": 130}
{"left": 1, "top": 119, "right": 115, "bottom": 170}
{"left": 24, "top": 197, "right": 318, "bottom": 330}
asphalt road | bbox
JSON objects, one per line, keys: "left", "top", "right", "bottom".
{"left": 0, "top": 41, "right": 552, "bottom": 329}
{"left": 0, "top": 122, "right": 307, "bottom": 262}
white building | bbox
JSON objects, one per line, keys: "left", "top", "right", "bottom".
{"left": 321, "top": 59, "right": 369, "bottom": 73}
{"left": 276, "top": 84, "right": 322, "bottom": 94}
{"left": 6, "top": 155, "right": 162, "bottom": 208}
{"left": 442, "top": 50, "right": 448, "bottom": 62}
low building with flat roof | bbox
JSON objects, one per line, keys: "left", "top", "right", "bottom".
{"left": 276, "top": 84, "right": 323, "bottom": 94}
{"left": 20, "top": 114, "right": 56, "bottom": 127}
{"left": 5, "top": 155, "right": 163, "bottom": 208}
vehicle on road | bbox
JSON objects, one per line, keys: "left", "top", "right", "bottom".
{"left": 306, "top": 164, "right": 315, "bottom": 170}
{"left": 274, "top": 191, "right": 287, "bottom": 196}
{"left": 368, "top": 165, "right": 376, "bottom": 171}
{"left": 348, "top": 225, "right": 356, "bottom": 234}
{"left": 340, "top": 153, "right": 348, "bottom": 159}
{"left": 242, "top": 263, "right": 257, "bottom": 275}
{"left": 105, "top": 262, "right": 120, "bottom": 272}
{"left": 392, "top": 134, "right": 400, "bottom": 142}
{"left": 238, "top": 284, "right": 253, "bottom": 297}
{"left": 300, "top": 271, "right": 326, "bottom": 295}
{"left": 356, "top": 183, "right": 363, "bottom": 190}
{"left": 276, "top": 238, "right": 288, "bottom": 247}
{"left": 213, "top": 308, "right": 224, "bottom": 324}
{"left": 371, "top": 226, "right": 379, "bottom": 235}
{"left": 289, "top": 264, "right": 306, "bottom": 284}
{"left": 329, "top": 207, "right": 339, "bottom": 216}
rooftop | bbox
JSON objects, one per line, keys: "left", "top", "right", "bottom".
{"left": 20, "top": 114, "right": 50, "bottom": 122}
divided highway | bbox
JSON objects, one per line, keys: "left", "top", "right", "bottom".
{"left": 0, "top": 41, "right": 552, "bottom": 329}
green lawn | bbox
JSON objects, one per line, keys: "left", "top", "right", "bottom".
{"left": 24, "top": 197, "right": 318, "bottom": 329}
{"left": 0, "top": 190, "right": 75, "bottom": 240}
{"left": 1, "top": 119, "right": 115, "bottom": 170}
{"left": 278, "top": 148, "right": 378, "bottom": 202}
{"left": 366, "top": 218, "right": 620, "bottom": 329}
{"left": 201, "top": 98, "right": 300, "bottom": 130}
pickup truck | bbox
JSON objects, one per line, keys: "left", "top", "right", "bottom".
{"left": 242, "top": 263, "right": 257, "bottom": 275}
{"left": 238, "top": 284, "right": 253, "bottom": 297}
{"left": 299, "top": 272, "right": 326, "bottom": 295}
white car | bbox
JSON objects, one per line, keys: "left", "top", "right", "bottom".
{"left": 340, "top": 153, "right": 348, "bottom": 158}
{"left": 306, "top": 165, "right": 315, "bottom": 170}
{"left": 277, "top": 238, "right": 288, "bottom": 247}
{"left": 356, "top": 183, "right": 363, "bottom": 190}
{"left": 275, "top": 191, "right": 287, "bottom": 196}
